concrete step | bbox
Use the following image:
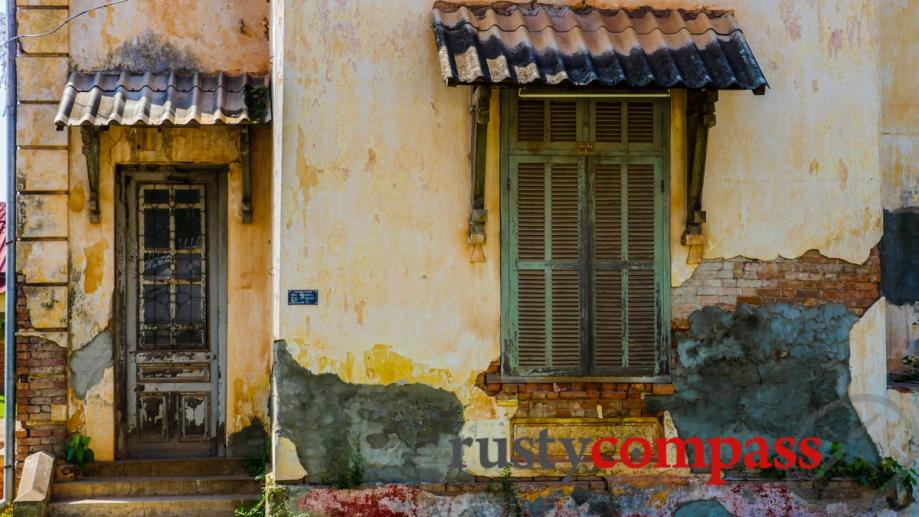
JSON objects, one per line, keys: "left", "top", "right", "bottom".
{"left": 51, "top": 475, "right": 261, "bottom": 500}
{"left": 58, "top": 458, "right": 251, "bottom": 479}
{"left": 48, "top": 493, "right": 260, "bottom": 517}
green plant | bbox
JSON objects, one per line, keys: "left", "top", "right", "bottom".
{"left": 902, "top": 355, "right": 919, "bottom": 381}
{"left": 807, "top": 443, "right": 917, "bottom": 508}
{"left": 244, "top": 439, "right": 271, "bottom": 478}
{"left": 235, "top": 474, "right": 310, "bottom": 517}
{"left": 756, "top": 442, "right": 917, "bottom": 508}
{"left": 485, "top": 466, "right": 520, "bottom": 517}
{"left": 235, "top": 438, "right": 310, "bottom": 517}
{"left": 319, "top": 440, "right": 364, "bottom": 489}
{"left": 64, "top": 432, "right": 95, "bottom": 471}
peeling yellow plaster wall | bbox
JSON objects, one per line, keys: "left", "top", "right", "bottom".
{"left": 67, "top": 126, "right": 272, "bottom": 459}
{"left": 273, "top": 0, "right": 888, "bottom": 475}
{"left": 879, "top": 0, "right": 919, "bottom": 209}
{"left": 275, "top": 0, "right": 503, "bottom": 476}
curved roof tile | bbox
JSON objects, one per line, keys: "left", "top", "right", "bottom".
{"left": 54, "top": 71, "right": 271, "bottom": 127}
{"left": 432, "top": 2, "right": 768, "bottom": 90}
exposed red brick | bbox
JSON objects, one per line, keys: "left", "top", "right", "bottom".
{"left": 672, "top": 246, "right": 881, "bottom": 326}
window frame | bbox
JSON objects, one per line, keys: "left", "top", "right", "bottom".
{"left": 499, "top": 89, "right": 672, "bottom": 383}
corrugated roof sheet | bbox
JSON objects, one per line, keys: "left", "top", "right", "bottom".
{"left": 432, "top": 2, "right": 768, "bottom": 90}
{"left": 55, "top": 71, "right": 271, "bottom": 127}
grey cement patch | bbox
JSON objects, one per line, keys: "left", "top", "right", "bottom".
{"left": 228, "top": 417, "right": 269, "bottom": 458}
{"left": 70, "top": 330, "right": 113, "bottom": 400}
{"left": 647, "top": 303, "right": 878, "bottom": 463}
{"left": 673, "top": 500, "right": 732, "bottom": 517}
{"left": 101, "top": 32, "right": 198, "bottom": 73}
{"left": 273, "top": 344, "right": 467, "bottom": 483}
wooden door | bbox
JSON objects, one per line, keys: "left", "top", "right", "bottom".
{"left": 122, "top": 168, "right": 225, "bottom": 458}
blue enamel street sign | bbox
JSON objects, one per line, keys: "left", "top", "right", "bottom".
{"left": 288, "top": 290, "right": 319, "bottom": 305}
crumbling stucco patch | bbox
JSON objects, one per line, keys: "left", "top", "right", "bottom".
{"left": 273, "top": 344, "right": 465, "bottom": 482}
{"left": 69, "top": 330, "right": 113, "bottom": 400}
{"left": 647, "top": 303, "right": 877, "bottom": 463}
{"left": 101, "top": 32, "right": 198, "bottom": 73}
{"left": 275, "top": 437, "right": 307, "bottom": 481}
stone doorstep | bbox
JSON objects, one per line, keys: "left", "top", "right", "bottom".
{"left": 55, "top": 457, "right": 250, "bottom": 479}
{"left": 51, "top": 475, "right": 261, "bottom": 500}
{"left": 46, "top": 494, "right": 259, "bottom": 517}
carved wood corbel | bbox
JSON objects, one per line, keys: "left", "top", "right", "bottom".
{"left": 468, "top": 85, "right": 491, "bottom": 257}
{"left": 682, "top": 89, "right": 718, "bottom": 254}
{"left": 80, "top": 126, "right": 100, "bottom": 223}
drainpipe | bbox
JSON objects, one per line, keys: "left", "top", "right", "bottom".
{"left": 4, "top": 0, "right": 16, "bottom": 503}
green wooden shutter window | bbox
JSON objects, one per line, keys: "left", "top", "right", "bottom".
{"left": 503, "top": 92, "right": 670, "bottom": 378}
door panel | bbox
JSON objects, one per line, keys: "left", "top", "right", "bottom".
{"left": 123, "top": 170, "right": 224, "bottom": 458}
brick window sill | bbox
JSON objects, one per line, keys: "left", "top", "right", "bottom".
{"left": 486, "top": 374, "right": 671, "bottom": 385}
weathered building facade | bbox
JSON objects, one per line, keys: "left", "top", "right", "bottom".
{"left": 8, "top": 0, "right": 919, "bottom": 515}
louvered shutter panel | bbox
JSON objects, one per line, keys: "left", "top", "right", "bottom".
{"left": 624, "top": 162, "right": 658, "bottom": 371}
{"left": 593, "top": 162, "right": 624, "bottom": 369}
{"left": 506, "top": 92, "right": 666, "bottom": 377}
{"left": 590, "top": 99, "right": 663, "bottom": 373}
{"left": 594, "top": 101, "right": 622, "bottom": 144}
{"left": 517, "top": 100, "right": 545, "bottom": 142}
{"left": 513, "top": 159, "right": 583, "bottom": 372}
{"left": 626, "top": 102, "right": 655, "bottom": 143}
{"left": 548, "top": 101, "right": 577, "bottom": 142}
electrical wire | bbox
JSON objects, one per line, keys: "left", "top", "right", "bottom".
{"left": 5, "top": 0, "right": 133, "bottom": 44}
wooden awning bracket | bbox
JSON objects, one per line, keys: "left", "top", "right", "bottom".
{"left": 240, "top": 126, "right": 252, "bottom": 223}
{"left": 468, "top": 85, "right": 491, "bottom": 256}
{"left": 80, "top": 126, "right": 101, "bottom": 223}
{"left": 681, "top": 89, "right": 718, "bottom": 254}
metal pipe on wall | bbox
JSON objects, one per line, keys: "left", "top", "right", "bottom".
{"left": 4, "top": 0, "right": 17, "bottom": 503}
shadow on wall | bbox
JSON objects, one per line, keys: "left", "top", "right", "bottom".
{"left": 647, "top": 303, "right": 878, "bottom": 464}
{"left": 272, "top": 344, "right": 467, "bottom": 483}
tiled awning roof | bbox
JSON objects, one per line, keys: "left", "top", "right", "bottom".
{"left": 54, "top": 71, "right": 271, "bottom": 127}
{"left": 431, "top": 2, "right": 768, "bottom": 91}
